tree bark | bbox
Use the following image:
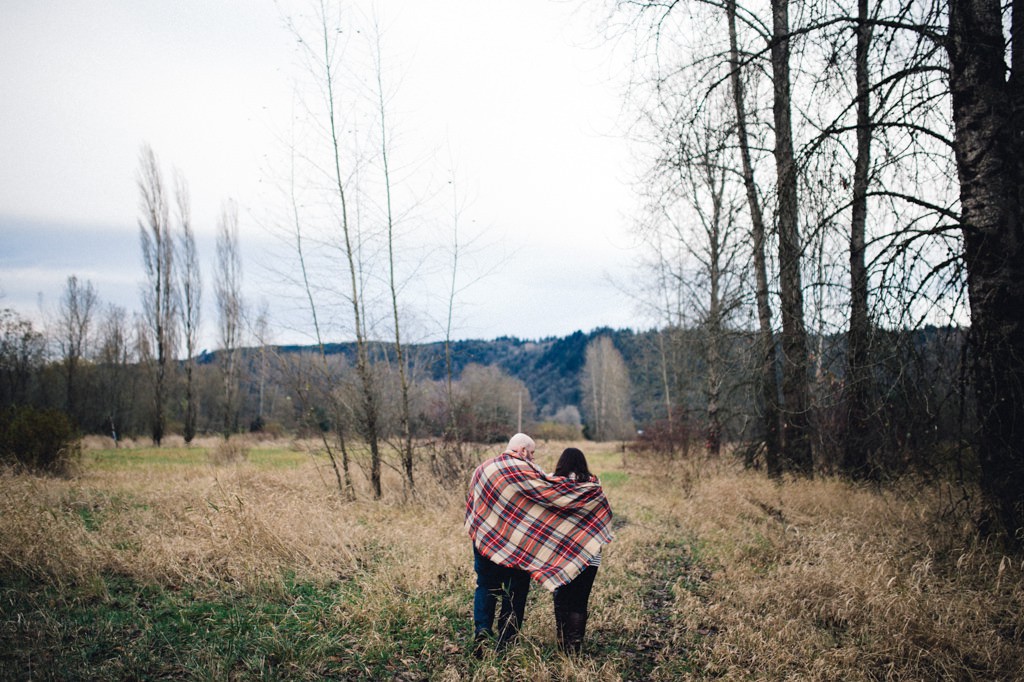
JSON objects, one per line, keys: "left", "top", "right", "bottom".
{"left": 771, "top": 0, "right": 813, "bottom": 474}
{"left": 727, "top": 0, "right": 782, "bottom": 474}
{"left": 946, "top": 0, "right": 1024, "bottom": 540}
{"left": 843, "top": 0, "right": 876, "bottom": 479}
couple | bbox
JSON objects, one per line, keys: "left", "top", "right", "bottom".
{"left": 465, "top": 433, "right": 613, "bottom": 657}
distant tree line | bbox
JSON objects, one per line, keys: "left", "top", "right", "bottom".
{"left": 1, "top": 293, "right": 969, "bottom": 474}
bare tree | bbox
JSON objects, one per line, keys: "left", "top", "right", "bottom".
{"left": 614, "top": 0, "right": 814, "bottom": 470}
{"left": 288, "top": 1, "right": 384, "bottom": 498}
{"left": 427, "top": 159, "right": 481, "bottom": 482}
{"left": 945, "top": 0, "right": 1024, "bottom": 541}
{"left": 613, "top": 0, "right": 967, "bottom": 478}
{"left": 175, "top": 172, "right": 201, "bottom": 444}
{"left": 688, "top": 128, "right": 745, "bottom": 456}
{"left": 96, "top": 305, "right": 132, "bottom": 443}
{"left": 836, "top": 0, "right": 877, "bottom": 479}
{"left": 275, "top": 9, "right": 357, "bottom": 498}
{"left": 581, "top": 336, "right": 635, "bottom": 441}
{"left": 137, "top": 144, "right": 177, "bottom": 445}
{"left": 215, "top": 199, "right": 244, "bottom": 439}
{"left": 636, "top": 80, "right": 748, "bottom": 456}
{"left": 370, "top": 15, "right": 415, "bottom": 495}
{"left": 286, "top": 142, "right": 353, "bottom": 498}
{"left": 779, "top": 0, "right": 958, "bottom": 476}
{"left": 0, "top": 308, "right": 45, "bottom": 409}
{"left": 252, "top": 298, "right": 272, "bottom": 425}
{"left": 56, "top": 275, "right": 98, "bottom": 424}
{"left": 725, "top": 0, "right": 783, "bottom": 474}
{"left": 455, "top": 363, "right": 535, "bottom": 444}
{"left": 768, "top": 0, "right": 813, "bottom": 474}
{"left": 442, "top": 175, "right": 464, "bottom": 446}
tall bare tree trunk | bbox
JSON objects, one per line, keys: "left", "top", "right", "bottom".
{"left": 704, "top": 163, "right": 725, "bottom": 457}
{"left": 656, "top": 329, "right": 675, "bottom": 452}
{"left": 582, "top": 336, "right": 633, "bottom": 441}
{"left": 58, "top": 275, "right": 97, "bottom": 426}
{"left": 317, "top": 2, "right": 383, "bottom": 499}
{"left": 771, "top": 0, "right": 813, "bottom": 474}
{"left": 946, "top": 0, "right": 1024, "bottom": 541}
{"left": 215, "top": 200, "right": 244, "bottom": 440}
{"left": 431, "top": 168, "right": 471, "bottom": 480}
{"left": 254, "top": 300, "right": 270, "bottom": 422}
{"left": 727, "top": 0, "right": 782, "bottom": 474}
{"left": 137, "top": 145, "right": 176, "bottom": 446}
{"left": 372, "top": 23, "right": 415, "bottom": 496}
{"left": 443, "top": 177, "right": 462, "bottom": 449}
{"left": 175, "top": 174, "right": 201, "bottom": 445}
{"left": 289, "top": 143, "right": 351, "bottom": 499}
{"left": 843, "top": 0, "right": 876, "bottom": 479}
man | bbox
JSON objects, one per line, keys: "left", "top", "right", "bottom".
{"left": 465, "top": 433, "right": 613, "bottom": 656}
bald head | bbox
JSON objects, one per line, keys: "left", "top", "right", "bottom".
{"left": 505, "top": 433, "right": 536, "bottom": 461}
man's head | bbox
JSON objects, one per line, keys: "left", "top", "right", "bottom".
{"left": 504, "top": 433, "right": 536, "bottom": 461}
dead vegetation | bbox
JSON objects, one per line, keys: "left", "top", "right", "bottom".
{"left": 0, "top": 440, "right": 1021, "bottom": 680}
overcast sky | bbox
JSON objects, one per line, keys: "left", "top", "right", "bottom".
{"left": 0, "top": 1, "right": 646, "bottom": 349}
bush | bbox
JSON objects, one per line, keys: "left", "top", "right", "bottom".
{"left": 0, "top": 406, "right": 81, "bottom": 476}
{"left": 248, "top": 417, "right": 285, "bottom": 440}
{"left": 533, "top": 420, "right": 584, "bottom": 441}
{"left": 208, "top": 438, "right": 250, "bottom": 465}
{"left": 632, "top": 415, "right": 695, "bottom": 459}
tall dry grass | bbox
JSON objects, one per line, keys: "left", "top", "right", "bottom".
{"left": 1, "top": 439, "right": 1021, "bottom": 680}
{"left": 635, "top": 460, "right": 1024, "bottom": 680}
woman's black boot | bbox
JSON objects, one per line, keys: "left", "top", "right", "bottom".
{"left": 564, "top": 611, "right": 588, "bottom": 655}
{"left": 555, "top": 606, "right": 569, "bottom": 651}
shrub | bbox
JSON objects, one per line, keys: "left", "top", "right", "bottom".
{"left": 0, "top": 406, "right": 81, "bottom": 476}
{"left": 262, "top": 420, "right": 285, "bottom": 439}
{"left": 248, "top": 417, "right": 285, "bottom": 440}
{"left": 533, "top": 420, "right": 584, "bottom": 441}
{"left": 632, "top": 415, "right": 695, "bottom": 459}
{"left": 208, "top": 438, "right": 250, "bottom": 465}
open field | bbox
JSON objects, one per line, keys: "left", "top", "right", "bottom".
{"left": 1, "top": 439, "right": 1022, "bottom": 680}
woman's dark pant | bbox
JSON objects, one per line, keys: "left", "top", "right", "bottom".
{"left": 553, "top": 565, "right": 598, "bottom": 613}
{"left": 553, "top": 565, "right": 598, "bottom": 653}
{"left": 473, "top": 546, "right": 531, "bottom": 645}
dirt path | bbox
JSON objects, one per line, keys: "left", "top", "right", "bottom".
{"left": 616, "top": 538, "right": 714, "bottom": 680}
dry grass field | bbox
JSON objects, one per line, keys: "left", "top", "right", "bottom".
{"left": 1, "top": 438, "right": 1022, "bottom": 680}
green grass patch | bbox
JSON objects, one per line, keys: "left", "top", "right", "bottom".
{"left": 86, "top": 446, "right": 307, "bottom": 470}
{"left": 246, "top": 448, "right": 306, "bottom": 468}
{"left": 87, "top": 447, "right": 209, "bottom": 469}
{"left": 0, "top": 571, "right": 477, "bottom": 680}
{"left": 598, "top": 471, "right": 629, "bottom": 487}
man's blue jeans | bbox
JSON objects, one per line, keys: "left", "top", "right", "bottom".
{"left": 473, "top": 546, "right": 530, "bottom": 645}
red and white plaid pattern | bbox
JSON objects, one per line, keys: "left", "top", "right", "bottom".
{"left": 465, "top": 452, "right": 613, "bottom": 592}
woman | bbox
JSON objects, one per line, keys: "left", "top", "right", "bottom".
{"left": 552, "top": 447, "right": 607, "bottom": 654}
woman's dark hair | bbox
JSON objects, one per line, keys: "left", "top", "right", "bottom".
{"left": 554, "top": 447, "right": 592, "bottom": 481}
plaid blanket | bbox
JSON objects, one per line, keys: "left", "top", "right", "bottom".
{"left": 465, "top": 452, "right": 613, "bottom": 592}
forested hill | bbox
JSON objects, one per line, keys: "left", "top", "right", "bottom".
{"left": 259, "top": 323, "right": 964, "bottom": 444}
{"left": 275, "top": 327, "right": 642, "bottom": 417}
